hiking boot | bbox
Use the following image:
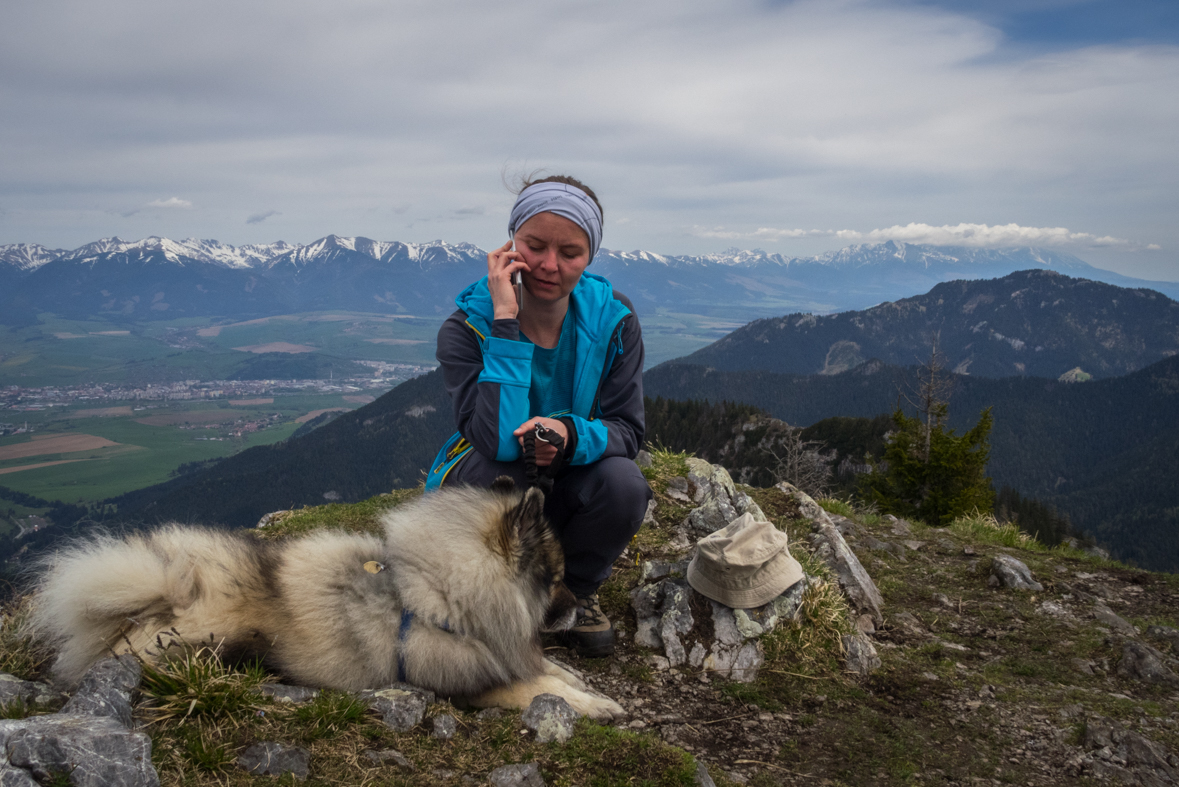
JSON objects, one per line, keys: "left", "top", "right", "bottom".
{"left": 558, "top": 593, "right": 615, "bottom": 658}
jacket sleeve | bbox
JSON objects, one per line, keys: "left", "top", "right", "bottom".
{"left": 565, "top": 307, "right": 646, "bottom": 465}
{"left": 436, "top": 311, "right": 533, "bottom": 462}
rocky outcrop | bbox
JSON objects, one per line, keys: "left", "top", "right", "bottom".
{"left": 631, "top": 572, "right": 808, "bottom": 682}
{"left": 0, "top": 715, "right": 158, "bottom": 787}
{"left": 775, "top": 482, "right": 884, "bottom": 625}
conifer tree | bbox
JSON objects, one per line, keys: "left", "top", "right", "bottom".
{"left": 864, "top": 404, "right": 994, "bottom": 525}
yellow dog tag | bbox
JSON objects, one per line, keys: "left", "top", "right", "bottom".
{"left": 363, "top": 561, "right": 385, "bottom": 574}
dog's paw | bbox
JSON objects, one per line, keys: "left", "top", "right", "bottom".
{"left": 542, "top": 658, "right": 587, "bottom": 690}
{"left": 571, "top": 692, "right": 625, "bottom": 721}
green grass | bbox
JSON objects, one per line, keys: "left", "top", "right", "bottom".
{"left": 254, "top": 488, "right": 421, "bottom": 540}
{"left": 137, "top": 639, "right": 270, "bottom": 722}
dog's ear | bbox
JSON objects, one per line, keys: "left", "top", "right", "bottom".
{"left": 510, "top": 487, "right": 547, "bottom": 546}
{"left": 489, "top": 476, "right": 516, "bottom": 495}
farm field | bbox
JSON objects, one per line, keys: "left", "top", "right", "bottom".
{"left": 0, "top": 393, "right": 371, "bottom": 504}
{"left": 0, "top": 312, "right": 443, "bottom": 386}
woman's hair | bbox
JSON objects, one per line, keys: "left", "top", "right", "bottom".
{"left": 512, "top": 172, "right": 604, "bottom": 221}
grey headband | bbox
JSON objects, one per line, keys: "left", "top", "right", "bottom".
{"left": 507, "top": 181, "right": 603, "bottom": 261}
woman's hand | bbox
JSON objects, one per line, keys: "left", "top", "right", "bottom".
{"left": 488, "top": 240, "right": 529, "bottom": 320}
{"left": 513, "top": 417, "right": 569, "bottom": 467}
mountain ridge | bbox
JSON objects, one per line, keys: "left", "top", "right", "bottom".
{"left": 5, "top": 236, "right": 1178, "bottom": 325}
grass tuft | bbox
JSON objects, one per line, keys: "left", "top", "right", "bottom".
{"left": 0, "top": 596, "right": 51, "bottom": 681}
{"left": 949, "top": 510, "right": 1041, "bottom": 550}
{"left": 137, "top": 636, "right": 269, "bottom": 723}
{"left": 640, "top": 445, "right": 691, "bottom": 493}
{"left": 293, "top": 690, "right": 369, "bottom": 742}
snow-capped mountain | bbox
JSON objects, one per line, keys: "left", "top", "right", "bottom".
{"left": 0, "top": 236, "right": 1173, "bottom": 323}
{"left": 0, "top": 243, "right": 68, "bottom": 271}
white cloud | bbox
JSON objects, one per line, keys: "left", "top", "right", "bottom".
{"left": 145, "top": 197, "right": 193, "bottom": 210}
{"left": 246, "top": 210, "right": 279, "bottom": 225}
{"left": 0, "top": 0, "right": 1175, "bottom": 278}
{"left": 692, "top": 223, "right": 1160, "bottom": 250}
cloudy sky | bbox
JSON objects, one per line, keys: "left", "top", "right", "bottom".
{"left": 2, "top": 0, "right": 1177, "bottom": 280}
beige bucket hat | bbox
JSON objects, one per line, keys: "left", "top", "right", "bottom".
{"left": 687, "top": 513, "right": 804, "bottom": 609}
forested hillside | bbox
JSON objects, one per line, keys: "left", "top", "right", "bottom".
{"left": 646, "top": 355, "right": 1179, "bottom": 571}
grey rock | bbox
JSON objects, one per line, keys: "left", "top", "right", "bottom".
{"left": 1118, "top": 640, "right": 1179, "bottom": 688}
{"left": 61, "top": 655, "right": 141, "bottom": 726}
{"left": 932, "top": 593, "right": 956, "bottom": 610}
{"left": 522, "top": 693, "right": 579, "bottom": 743}
{"left": 0, "top": 763, "right": 39, "bottom": 787}
{"left": 687, "top": 458, "right": 737, "bottom": 504}
{"left": 475, "top": 707, "right": 504, "bottom": 720}
{"left": 0, "top": 674, "right": 55, "bottom": 711}
{"left": 775, "top": 481, "right": 826, "bottom": 521}
{"left": 888, "top": 612, "right": 929, "bottom": 641}
{"left": 731, "top": 491, "right": 766, "bottom": 522}
{"left": 0, "top": 714, "right": 159, "bottom": 787}
{"left": 889, "top": 517, "right": 913, "bottom": 537}
{"left": 641, "top": 498, "right": 658, "bottom": 526}
{"left": 808, "top": 514, "right": 884, "bottom": 625}
{"left": 683, "top": 495, "right": 738, "bottom": 536}
{"left": 1146, "top": 625, "right": 1179, "bottom": 652}
{"left": 432, "top": 713, "right": 458, "bottom": 740}
{"left": 639, "top": 560, "right": 688, "bottom": 584}
{"left": 665, "top": 476, "right": 692, "bottom": 503}
{"left": 635, "top": 449, "right": 653, "bottom": 468}
{"left": 361, "top": 684, "right": 433, "bottom": 731}
{"left": 258, "top": 683, "right": 320, "bottom": 704}
{"left": 989, "top": 554, "right": 1043, "bottom": 591}
{"left": 1093, "top": 603, "right": 1139, "bottom": 636}
{"left": 489, "top": 762, "right": 545, "bottom": 787}
{"left": 236, "top": 741, "right": 310, "bottom": 781}
{"left": 693, "top": 759, "right": 718, "bottom": 787}
{"left": 362, "top": 748, "right": 414, "bottom": 770}
{"left": 935, "top": 538, "right": 957, "bottom": 554}
{"left": 843, "top": 633, "right": 882, "bottom": 676}
{"left": 1083, "top": 721, "right": 1178, "bottom": 782}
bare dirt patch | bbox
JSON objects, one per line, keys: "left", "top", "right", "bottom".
{"left": 135, "top": 411, "right": 248, "bottom": 426}
{"left": 295, "top": 408, "right": 350, "bottom": 424}
{"left": 72, "top": 406, "right": 134, "bottom": 418}
{"left": 342, "top": 395, "right": 374, "bottom": 404}
{"left": 232, "top": 342, "right": 316, "bottom": 354}
{"left": 228, "top": 398, "right": 274, "bottom": 406}
{"left": 0, "top": 434, "right": 120, "bottom": 461}
{"left": 0, "top": 459, "right": 89, "bottom": 475}
{"left": 197, "top": 316, "right": 292, "bottom": 337}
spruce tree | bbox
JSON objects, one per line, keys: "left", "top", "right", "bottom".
{"left": 864, "top": 404, "right": 994, "bottom": 526}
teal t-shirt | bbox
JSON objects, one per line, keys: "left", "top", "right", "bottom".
{"left": 522, "top": 307, "right": 577, "bottom": 418}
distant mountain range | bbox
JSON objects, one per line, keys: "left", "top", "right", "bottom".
{"left": 3, "top": 236, "right": 1177, "bottom": 324}
{"left": 675, "top": 269, "right": 1179, "bottom": 380}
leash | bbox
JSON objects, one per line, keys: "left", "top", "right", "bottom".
{"left": 521, "top": 421, "right": 566, "bottom": 494}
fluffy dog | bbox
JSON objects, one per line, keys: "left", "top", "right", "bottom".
{"left": 29, "top": 479, "right": 623, "bottom": 719}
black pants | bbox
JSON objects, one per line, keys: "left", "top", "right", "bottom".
{"left": 445, "top": 451, "right": 652, "bottom": 596}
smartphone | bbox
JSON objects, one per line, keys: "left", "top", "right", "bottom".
{"left": 514, "top": 271, "right": 523, "bottom": 311}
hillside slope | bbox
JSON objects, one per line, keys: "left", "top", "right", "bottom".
{"left": 677, "top": 270, "right": 1179, "bottom": 379}
{"left": 109, "top": 370, "right": 454, "bottom": 528}
{"left": 645, "top": 355, "right": 1179, "bottom": 572}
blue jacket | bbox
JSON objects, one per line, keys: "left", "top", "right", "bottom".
{"left": 426, "top": 271, "right": 645, "bottom": 489}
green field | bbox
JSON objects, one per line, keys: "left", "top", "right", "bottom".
{"left": 0, "top": 313, "right": 443, "bottom": 387}
{"left": 0, "top": 395, "right": 369, "bottom": 504}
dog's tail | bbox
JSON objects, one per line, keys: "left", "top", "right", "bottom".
{"left": 28, "top": 525, "right": 216, "bottom": 684}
